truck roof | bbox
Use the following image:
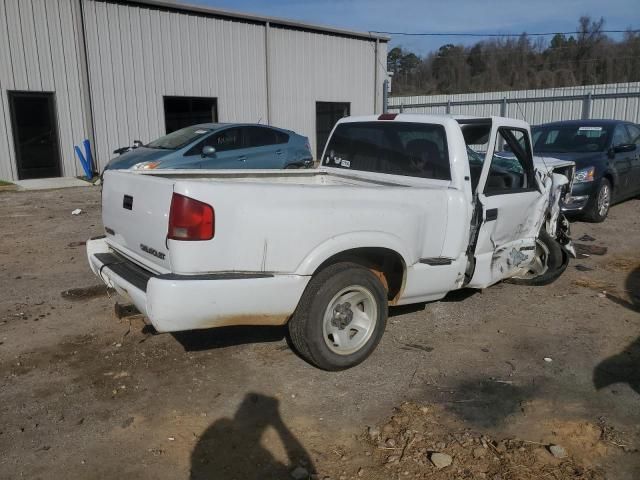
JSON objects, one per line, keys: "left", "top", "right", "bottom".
{"left": 339, "top": 113, "right": 530, "bottom": 131}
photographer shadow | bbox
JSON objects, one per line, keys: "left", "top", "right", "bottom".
{"left": 190, "top": 393, "right": 314, "bottom": 480}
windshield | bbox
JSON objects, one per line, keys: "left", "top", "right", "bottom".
{"left": 147, "top": 126, "right": 212, "bottom": 150}
{"left": 533, "top": 125, "right": 611, "bottom": 153}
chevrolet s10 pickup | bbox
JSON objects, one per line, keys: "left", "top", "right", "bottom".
{"left": 87, "top": 114, "right": 575, "bottom": 370}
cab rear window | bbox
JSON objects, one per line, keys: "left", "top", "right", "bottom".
{"left": 323, "top": 122, "right": 450, "bottom": 180}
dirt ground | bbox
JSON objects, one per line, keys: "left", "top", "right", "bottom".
{"left": 0, "top": 186, "right": 639, "bottom": 480}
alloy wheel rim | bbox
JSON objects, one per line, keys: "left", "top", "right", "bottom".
{"left": 597, "top": 184, "right": 610, "bottom": 217}
{"left": 322, "top": 286, "right": 377, "bottom": 355}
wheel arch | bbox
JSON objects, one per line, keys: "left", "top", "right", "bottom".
{"left": 310, "top": 247, "right": 407, "bottom": 305}
{"left": 602, "top": 171, "right": 615, "bottom": 191}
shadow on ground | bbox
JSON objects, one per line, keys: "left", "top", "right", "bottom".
{"left": 593, "top": 267, "right": 640, "bottom": 395}
{"left": 440, "top": 378, "right": 538, "bottom": 428}
{"left": 440, "top": 288, "right": 480, "bottom": 303}
{"left": 172, "top": 326, "right": 286, "bottom": 351}
{"left": 594, "top": 337, "right": 640, "bottom": 395}
{"left": 190, "top": 393, "right": 314, "bottom": 480}
{"left": 604, "top": 266, "right": 640, "bottom": 312}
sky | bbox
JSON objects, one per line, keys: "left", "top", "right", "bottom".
{"left": 183, "top": 0, "right": 639, "bottom": 55}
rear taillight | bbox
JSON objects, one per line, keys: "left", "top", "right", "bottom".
{"left": 168, "top": 193, "right": 214, "bottom": 241}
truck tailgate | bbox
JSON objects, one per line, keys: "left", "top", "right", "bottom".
{"left": 102, "top": 171, "right": 174, "bottom": 272}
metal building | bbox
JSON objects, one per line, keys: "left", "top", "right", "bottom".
{"left": 389, "top": 82, "right": 640, "bottom": 125}
{"left": 0, "top": 0, "right": 388, "bottom": 181}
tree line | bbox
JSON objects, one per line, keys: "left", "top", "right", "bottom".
{"left": 387, "top": 17, "right": 640, "bottom": 96}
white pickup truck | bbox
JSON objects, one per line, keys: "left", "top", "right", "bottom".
{"left": 87, "top": 114, "right": 574, "bottom": 370}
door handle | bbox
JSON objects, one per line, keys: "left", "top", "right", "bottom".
{"left": 275, "top": 149, "right": 283, "bottom": 155}
{"left": 238, "top": 155, "right": 247, "bottom": 162}
{"left": 485, "top": 208, "right": 498, "bottom": 221}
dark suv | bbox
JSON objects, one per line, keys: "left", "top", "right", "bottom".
{"left": 533, "top": 120, "right": 640, "bottom": 222}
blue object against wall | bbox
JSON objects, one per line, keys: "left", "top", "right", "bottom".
{"left": 74, "top": 139, "right": 93, "bottom": 179}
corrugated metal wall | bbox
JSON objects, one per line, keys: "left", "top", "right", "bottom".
{"left": 389, "top": 82, "right": 640, "bottom": 125}
{"left": 0, "top": 0, "right": 90, "bottom": 180}
{"left": 0, "top": 0, "right": 385, "bottom": 178}
{"left": 82, "top": 0, "right": 386, "bottom": 169}
{"left": 82, "top": 0, "right": 270, "bottom": 169}
{"left": 269, "top": 27, "right": 386, "bottom": 155}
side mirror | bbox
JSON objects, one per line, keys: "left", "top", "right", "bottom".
{"left": 132, "top": 140, "right": 143, "bottom": 149}
{"left": 202, "top": 145, "right": 216, "bottom": 157}
{"left": 613, "top": 143, "right": 636, "bottom": 154}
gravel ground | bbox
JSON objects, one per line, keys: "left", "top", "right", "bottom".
{"left": 0, "top": 186, "right": 638, "bottom": 480}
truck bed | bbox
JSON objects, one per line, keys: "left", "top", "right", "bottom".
{"left": 138, "top": 167, "right": 441, "bottom": 187}
{"left": 100, "top": 167, "right": 462, "bottom": 278}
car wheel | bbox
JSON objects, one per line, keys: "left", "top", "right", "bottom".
{"left": 583, "top": 178, "right": 611, "bottom": 223}
{"left": 288, "top": 262, "right": 387, "bottom": 371}
{"left": 507, "top": 230, "right": 568, "bottom": 286}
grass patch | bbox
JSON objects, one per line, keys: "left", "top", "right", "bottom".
{"left": 0, "top": 179, "right": 13, "bottom": 186}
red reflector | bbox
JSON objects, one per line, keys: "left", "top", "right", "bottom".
{"left": 168, "top": 193, "right": 215, "bottom": 241}
{"left": 378, "top": 113, "right": 398, "bottom": 120}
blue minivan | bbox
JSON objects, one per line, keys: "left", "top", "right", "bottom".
{"left": 104, "top": 123, "right": 313, "bottom": 171}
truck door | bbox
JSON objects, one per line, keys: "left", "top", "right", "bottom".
{"left": 467, "top": 123, "right": 544, "bottom": 288}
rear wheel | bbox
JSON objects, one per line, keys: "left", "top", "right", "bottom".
{"left": 583, "top": 178, "right": 611, "bottom": 223}
{"left": 288, "top": 262, "right": 387, "bottom": 371}
{"left": 507, "top": 230, "right": 568, "bottom": 286}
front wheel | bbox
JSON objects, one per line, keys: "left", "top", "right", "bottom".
{"left": 288, "top": 262, "right": 388, "bottom": 371}
{"left": 583, "top": 178, "right": 611, "bottom": 223}
{"left": 507, "top": 230, "right": 568, "bottom": 286}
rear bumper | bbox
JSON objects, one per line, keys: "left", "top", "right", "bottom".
{"left": 86, "top": 238, "right": 309, "bottom": 332}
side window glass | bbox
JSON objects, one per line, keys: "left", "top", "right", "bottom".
{"left": 625, "top": 125, "right": 640, "bottom": 145}
{"left": 485, "top": 128, "right": 533, "bottom": 194}
{"left": 184, "top": 128, "right": 250, "bottom": 156}
{"left": 612, "top": 125, "right": 630, "bottom": 147}
{"left": 275, "top": 131, "right": 289, "bottom": 144}
{"left": 212, "top": 128, "right": 242, "bottom": 152}
{"left": 459, "top": 122, "right": 490, "bottom": 192}
{"left": 246, "top": 126, "right": 277, "bottom": 147}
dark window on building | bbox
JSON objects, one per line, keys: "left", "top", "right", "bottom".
{"left": 8, "top": 91, "right": 62, "bottom": 179}
{"left": 163, "top": 96, "right": 218, "bottom": 133}
{"left": 323, "top": 121, "right": 450, "bottom": 180}
{"left": 316, "top": 102, "right": 350, "bottom": 159}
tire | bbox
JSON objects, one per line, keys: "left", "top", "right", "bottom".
{"left": 507, "top": 230, "right": 568, "bottom": 286}
{"left": 583, "top": 178, "right": 611, "bottom": 223}
{"left": 288, "top": 262, "right": 388, "bottom": 371}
